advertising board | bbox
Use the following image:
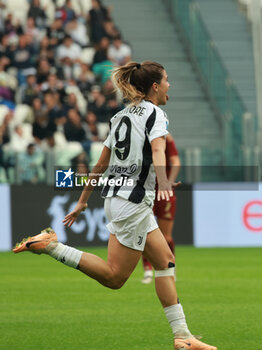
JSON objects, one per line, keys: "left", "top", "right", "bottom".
{"left": 193, "top": 183, "right": 262, "bottom": 247}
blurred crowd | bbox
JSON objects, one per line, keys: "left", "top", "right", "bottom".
{"left": 0, "top": 0, "right": 132, "bottom": 183}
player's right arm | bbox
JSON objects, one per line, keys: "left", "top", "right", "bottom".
{"left": 63, "top": 146, "right": 111, "bottom": 227}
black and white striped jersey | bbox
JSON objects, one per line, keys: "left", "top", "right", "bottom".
{"left": 101, "top": 100, "right": 169, "bottom": 205}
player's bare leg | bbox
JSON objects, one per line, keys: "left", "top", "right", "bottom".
{"left": 78, "top": 234, "right": 141, "bottom": 289}
{"left": 144, "top": 228, "right": 217, "bottom": 350}
{"left": 142, "top": 217, "right": 175, "bottom": 284}
{"left": 158, "top": 218, "right": 175, "bottom": 255}
{"left": 141, "top": 255, "right": 153, "bottom": 284}
{"left": 13, "top": 229, "right": 141, "bottom": 290}
{"left": 144, "top": 228, "right": 177, "bottom": 306}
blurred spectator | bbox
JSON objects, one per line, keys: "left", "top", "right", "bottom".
{"left": 11, "top": 35, "right": 36, "bottom": 84}
{"left": 72, "top": 152, "right": 90, "bottom": 175}
{"left": 32, "top": 110, "right": 51, "bottom": 144}
{"left": 0, "top": 110, "right": 12, "bottom": 146}
{"left": 41, "top": 73, "right": 65, "bottom": 100}
{"left": 66, "top": 18, "right": 90, "bottom": 47}
{"left": 4, "top": 35, "right": 18, "bottom": 65}
{"left": 88, "top": 85, "right": 109, "bottom": 123}
{"left": 24, "top": 17, "right": 42, "bottom": 47}
{"left": 103, "top": 78, "right": 116, "bottom": 100}
{"left": 64, "top": 92, "right": 83, "bottom": 117}
{"left": 103, "top": 79, "right": 124, "bottom": 118}
{"left": 36, "top": 57, "right": 51, "bottom": 85}
{"left": 57, "top": 35, "right": 82, "bottom": 80}
{"left": 18, "top": 143, "right": 45, "bottom": 183}
{"left": 64, "top": 108, "right": 92, "bottom": 159}
{"left": 39, "top": 36, "right": 55, "bottom": 65}
{"left": 0, "top": 56, "right": 17, "bottom": 102}
{"left": 86, "top": 111, "right": 99, "bottom": 141}
{"left": 32, "top": 97, "right": 55, "bottom": 143}
{"left": 92, "top": 37, "right": 113, "bottom": 84}
{"left": 19, "top": 69, "right": 40, "bottom": 105}
{"left": 57, "top": 35, "right": 82, "bottom": 62}
{"left": 3, "top": 13, "right": 16, "bottom": 35}
{"left": 0, "top": 110, "right": 13, "bottom": 179}
{"left": 61, "top": 0, "right": 76, "bottom": 25}
{"left": 75, "top": 62, "right": 96, "bottom": 96}
{"left": 47, "top": 16, "right": 66, "bottom": 47}
{"left": 0, "top": 1, "right": 5, "bottom": 33}
{"left": 107, "top": 98, "right": 124, "bottom": 119}
{"left": 88, "top": 0, "right": 110, "bottom": 44}
{"left": 4, "top": 13, "right": 23, "bottom": 36}
{"left": 0, "top": 35, "right": 10, "bottom": 58}
{"left": 64, "top": 80, "right": 87, "bottom": 115}
{"left": 27, "top": 0, "right": 47, "bottom": 29}
{"left": 93, "top": 36, "right": 109, "bottom": 64}
{"left": 43, "top": 90, "right": 66, "bottom": 131}
{"left": 108, "top": 35, "right": 132, "bottom": 66}
{"left": 31, "top": 96, "right": 44, "bottom": 118}
{"left": 103, "top": 19, "right": 120, "bottom": 41}
{"left": 6, "top": 125, "right": 29, "bottom": 152}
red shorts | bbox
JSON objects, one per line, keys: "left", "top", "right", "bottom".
{"left": 153, "top": 194, "right": 176, "bottom": 221}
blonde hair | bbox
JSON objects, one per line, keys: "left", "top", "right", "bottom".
{"left": 112, "top": 61, "right": 164, "bottom": 105}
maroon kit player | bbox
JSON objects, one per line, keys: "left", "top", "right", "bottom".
{"left": 142, "top": 133, "right": 180, "bottom": 284}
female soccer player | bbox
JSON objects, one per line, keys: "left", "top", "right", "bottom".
{"left": 14, "top": 61, "right": 217, "bottom": 350}
{"left": 142, "top": 133, "right": 180, "bottom": 284}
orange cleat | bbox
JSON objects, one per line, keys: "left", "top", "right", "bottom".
{"left": 174, "top": 337, "right": 217, "bottom": 350}
{"left": 13, "top": 227, "right": 58, "bottom": 254}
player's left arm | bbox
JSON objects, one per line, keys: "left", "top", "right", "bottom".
{"left": 168, "top": 155, "right": 181, "bottom": 183}
{"left": 63, "top": 146, "right": 111, "bottom": 227}
{"left": 166, "top": 133, "right": 181, "bottom": 183}
{"left": 151, "top": 137, "right": 180, "bottom": 202}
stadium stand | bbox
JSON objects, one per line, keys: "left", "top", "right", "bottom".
{"left": 162, "top": 0, "right": 258, "bottom": 170}
{"left": 197, "top": 0, "right": 257, "bottom": 116}
{"left": 0, "top": 0, "right": 259, "bottom": 183}
{"left": 104, "top": 0, "right": 222, "bottom": 156}
{"left": 0, "top": 0, "right": 126, "bottom": 184}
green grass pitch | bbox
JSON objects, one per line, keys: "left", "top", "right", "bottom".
{"left": 0, "top": 246, "right": 262, "bottom": 349}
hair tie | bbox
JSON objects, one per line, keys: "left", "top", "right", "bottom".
{"left": 136, "top": 63, "right": 141, "bottom": 69}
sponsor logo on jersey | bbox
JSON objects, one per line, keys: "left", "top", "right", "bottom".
{"left": 109, "top": 163, "right": 138, "bottom": 175}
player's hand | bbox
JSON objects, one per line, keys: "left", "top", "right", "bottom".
{"left": 157, "top": 181, "right": 181, "bottom": 201}
{"left": 63, "top": 203, "right": 88, "bottom": 227}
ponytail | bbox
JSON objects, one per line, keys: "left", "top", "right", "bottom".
{"left": 112, "top": 61, "right": 164, "bottom": 105}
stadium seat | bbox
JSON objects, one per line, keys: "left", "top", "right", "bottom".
{"left": 54, "top": 132, "right": 84, "bottom": 162}
{"left": 65, "top": 86, "right": 87, "bottom": 116}
{"left": 0, "top": 105, "right": 9, "bottom": 125}
{"left": 97, "top": 123, "right": 109, "bottom": 141}
{"left": 90, "top": 142, "right": 104, "bottom": 164}
{"left": 40, "top": 0, "right": 55, "bottom": 25}
{"left": 55, "top": 0, "right": 66, "bottom": 7}
{"left": 80, "top": 48, "right": 96, "bottom": 65}
{"left": 3, "top": 0, "right": 29, "bottom": 25}
{"left": 11, "top": 105, "right": 34, "bottom": 128}
{"left": 78, "top": 0, "right": 92, "bottom": 14}
{"left": 20, "top": 123, "right": 34, "bottom": 143}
